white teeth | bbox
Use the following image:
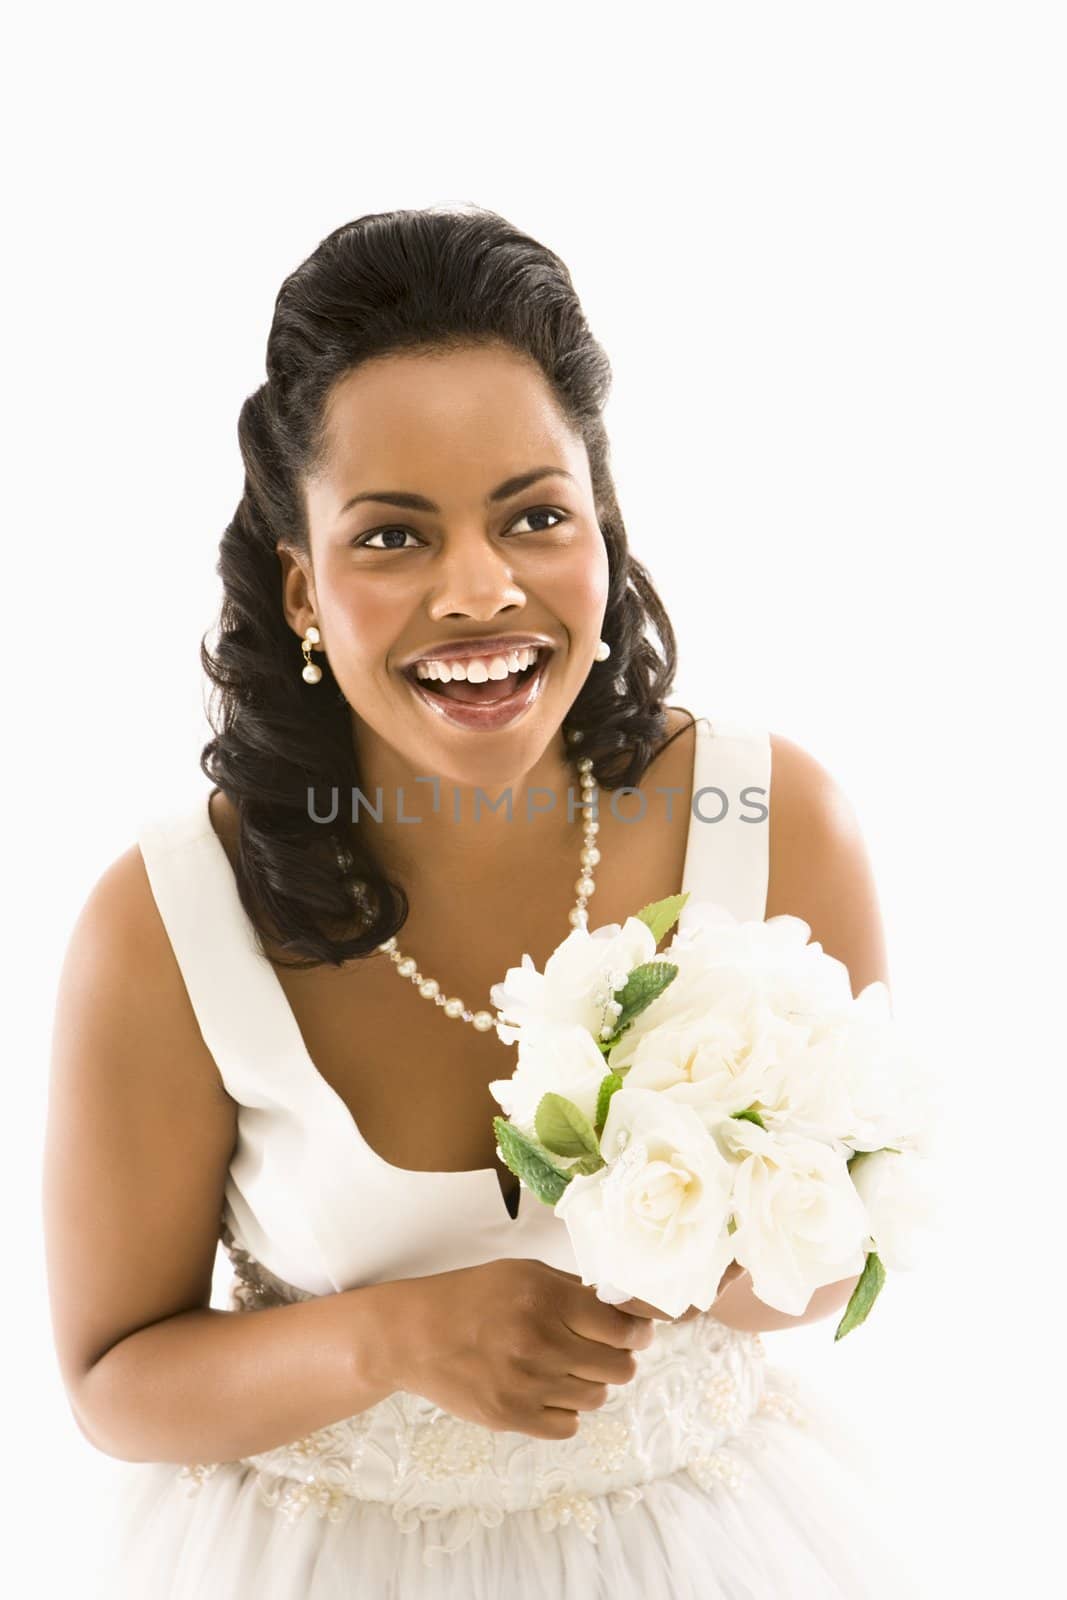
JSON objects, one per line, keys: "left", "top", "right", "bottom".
{"left": 413, "top": 645, "right": 541, "bottom": 681}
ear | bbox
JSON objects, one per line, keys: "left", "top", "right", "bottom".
{"left": 277, "top": 543, "right": 318, "bottom": 638}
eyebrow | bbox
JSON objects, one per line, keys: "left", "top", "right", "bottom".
{"left": 336, "top": 466, "right": 577, "bottom": 520}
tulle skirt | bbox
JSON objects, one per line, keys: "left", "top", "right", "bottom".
{"left": 89, "top": 1343, "right": 921, "bottom": 1600}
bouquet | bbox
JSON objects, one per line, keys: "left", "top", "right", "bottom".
{"left": 488, "top": 893, "right": 941, "bottom": 1341}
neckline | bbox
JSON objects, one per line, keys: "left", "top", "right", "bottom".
{"left": 200, "top": 717, "right": 710, "bottom": 1228}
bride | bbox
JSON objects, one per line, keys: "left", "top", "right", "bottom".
{"left": 45, "top": 204, "right": 921, "bottom": 1596}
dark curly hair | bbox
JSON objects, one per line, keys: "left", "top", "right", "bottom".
{"left": 200, "top": 204, "right": 693, "bottom": 969}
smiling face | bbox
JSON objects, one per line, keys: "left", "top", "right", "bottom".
{"left": 279, "top": 341, "right": 611, "bottom": 793}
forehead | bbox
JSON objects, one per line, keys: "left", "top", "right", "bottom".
{"left": 316, "top": 343, "right": 580, "bottom": 485}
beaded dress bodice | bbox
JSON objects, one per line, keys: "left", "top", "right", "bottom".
{"left": 176, "top": 1221, "right": 807, "bottom": 1569}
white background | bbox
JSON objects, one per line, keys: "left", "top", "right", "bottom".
{"left": 7, "top": 1, "right": 1063, "bottom": 1591}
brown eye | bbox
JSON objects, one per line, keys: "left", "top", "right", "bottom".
{"left": 509, "top": 507, "right": 567, "bottom": 534}
{"left": 353, "top": 526, "right": 422, "bottom": 550}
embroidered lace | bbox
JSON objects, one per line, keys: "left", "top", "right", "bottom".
{"left": 175, "top": 1225, "right": 808, "bottom": 1563}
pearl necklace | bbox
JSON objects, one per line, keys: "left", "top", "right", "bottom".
{"left": 335, "top": 752, "right": 601, "bottom": 1032}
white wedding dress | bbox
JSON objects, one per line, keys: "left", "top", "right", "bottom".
{"left": 92, "top": 717, "right": 921, "bottom": 1597}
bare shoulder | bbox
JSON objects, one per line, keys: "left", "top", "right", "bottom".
{"left": 766, "top": 731, "right": 890, "bottom": 997}
{"left": 767, "top": 731, "right": 862, "bottom": 850}
{"left": 56, "top": 840, "right": 235, "bottom": 1106}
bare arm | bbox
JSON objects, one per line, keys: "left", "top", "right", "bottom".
{"left": 710, "top": 1268, "right": 863, "bottom": 1334}
{"left": 43, "top": 842, "right": 403, "bottom": 1465}
{"left": 75, "top": 1284, "right": 405, "bottom": 1465}
{"left": 708, "top": 732, "right": 890, "bottom": 1337}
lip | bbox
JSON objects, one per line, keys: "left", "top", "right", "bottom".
{"left": 404, "top": 648, "right": 553, "bottom": 731}
{"left": 399, "top": 634, "right": 556, "bottom": 668}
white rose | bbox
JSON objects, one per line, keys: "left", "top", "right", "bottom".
{"left": 606, "top": 959, "right": 765, "bottom": 1073}
{"left": 670, "top": 905, "right": 855, "bottom": 1014}
{"left": 616, "top": 999, "right": 814, "bottom": 1134}
{"left": 728, "top": 1024, "right": 861, "bottom": 1159}
{"left": 785, "top": 986, "right": 942, "bottom": 1157}
{"left": 850, "top": 1147, "right": 942, "bottom": 1271}
{"left": 718, "top": 1115, "right": 869, "bottom": 1316}
{"left": 487, "top": 1023, "right": 608, "bottom": 1135}
{"left": 554, "top": 1087, "right": 736, "bottom": 1319}
{"left": 610, "top": 904, "right": 854, "bottom": 1068}
{"left": 490, "top": 915, "right": 658, "bottom": 1044}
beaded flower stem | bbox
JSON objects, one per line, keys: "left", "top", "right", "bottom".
{"left": 336, "top": 752, "right": 602, "bottom": 1031}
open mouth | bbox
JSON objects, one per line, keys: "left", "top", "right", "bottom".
{"left": 404, "top": 648, "right": 548, "bottom": 707}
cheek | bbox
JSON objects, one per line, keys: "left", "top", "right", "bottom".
{"left": 320, "top": 578, "right": 398, "bottom": 662}
{"left": 541, "top": 538, "right": 610, "bottom": 620}
{"left": 582, "top": 556, "right": 611, "bottom": 615}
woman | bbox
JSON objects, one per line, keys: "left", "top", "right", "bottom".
{"left": 45, "top": 206, "right": 919, "bottom": 1596}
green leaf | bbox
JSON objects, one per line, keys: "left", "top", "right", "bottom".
{"left": 833, "top": 1251, "right": 887, "bottom": 1341}
{"left": 636, "top": 891, "right": 690, "bottom": 947}
{"left": 534, "top": 1093, "right": 601, "bottom": 1158}
{"left": 732, "top": 1107, "right": 767, "bottom": 1129}
{"left": 594, "top": 1071, "right": 623, "bottom": 1136}
{"left": 570, "top": 1150, "right": 608, "bottom": 1176}
{"left": 493, "top": 1117, "right": 572, "bottom": 1206}
{"left": 610, "top": 960, "right": 678, "bottom": 1039}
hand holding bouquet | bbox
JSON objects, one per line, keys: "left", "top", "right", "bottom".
{"left": 488, "top": 894, "right": 941, "bottom": 1341}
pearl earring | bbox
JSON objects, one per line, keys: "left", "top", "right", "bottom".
{"left": 594, "top": 638, "right": 611, "bottom": 662}
{"left": 301, "top": 625, "right": 322, "bottom": 684}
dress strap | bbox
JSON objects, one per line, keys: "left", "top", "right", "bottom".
{"left": 679, "top": 717, "right": 771, "bottom": 926}
{"left": 136, "top": 795, "right": 288, "bottom": 1108}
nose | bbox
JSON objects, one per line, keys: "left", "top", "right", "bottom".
{"left": 425, "top": 530, "right": 527, "bottom": 623}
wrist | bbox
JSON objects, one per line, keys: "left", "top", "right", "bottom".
{"left": 339, "top": 1278, "right": 417, "bottom": 1405}
{"left": 356, "top": 1276, "right": 426, "bottom": 1401}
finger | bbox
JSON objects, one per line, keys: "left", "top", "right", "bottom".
{"left": 613, "top": 1295, "right": 674, "bottom": 1320}
{"left": 521, "top": 1406, "right": 582, "bottom": 1442}
{"left": 550, "top": 1326, "right": 647, "bottom": 1385}
{"left": 561, "top": 1295, "right": 657, "bottom": 1351}
{"left": 541, "top": 1374, "right": 615, "bottom": 1411}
